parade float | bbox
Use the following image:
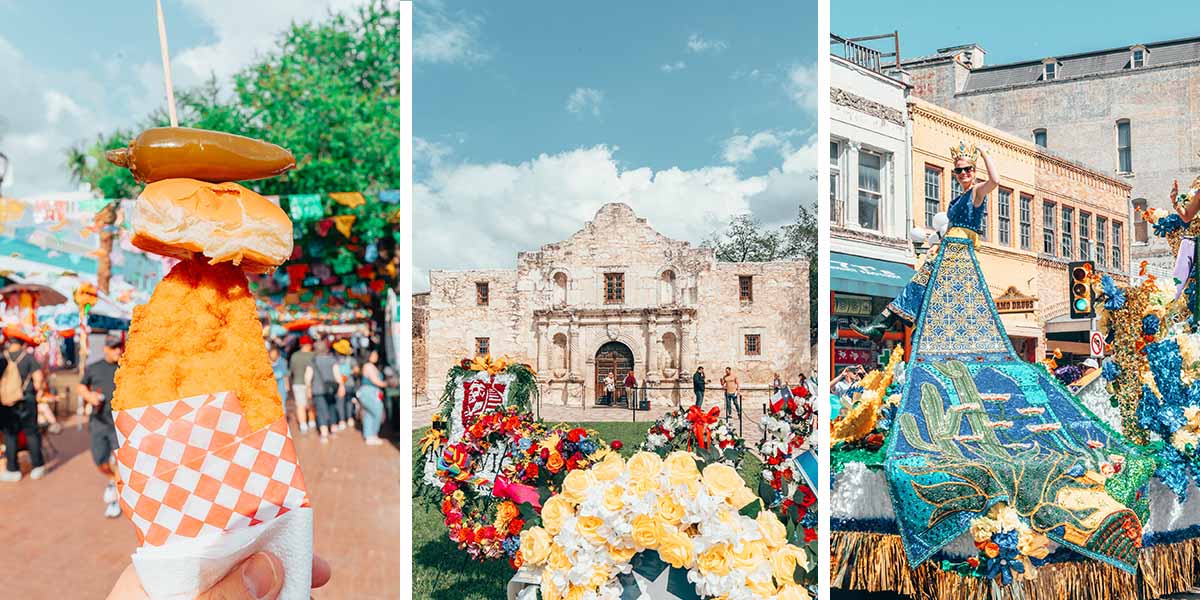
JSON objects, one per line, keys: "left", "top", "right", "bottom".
{"left": 831, "top": 172, "right": 1200, "bottom": 599}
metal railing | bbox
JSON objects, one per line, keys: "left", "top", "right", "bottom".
{"left": 831, "top": 32, "right": 901, "bottom": 73}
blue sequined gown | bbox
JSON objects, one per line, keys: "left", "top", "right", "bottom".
{"left": 888, "top": 188, "right": 986, "bottom": 323}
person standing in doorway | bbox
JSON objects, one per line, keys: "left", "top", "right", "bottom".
{"left": 623, "top": 370, "right": 637, "bottom": 407}
{"left": 603, "top": 371, "right": 615, "bottom": 406}
{"left": 720, "top": 367, "right": 741, "bottom": 423}
{"left": 79, "top": 336, "right": 123, "bottom": 517}
{"left": 289, "top": 336, "right": 315, "bottom": 433}
{"left": 692, "top": 366, "right": 706, "bottom": 407}
{"left": 0, "top": 334, "right": 45, "bottom": 482}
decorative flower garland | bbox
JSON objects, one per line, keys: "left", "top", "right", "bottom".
{"left": 518, "top": 451, "right": 813, "bottom": 599}
{"left": 639, "top": 406, "right": 747, "bottom": 467}
{"left": 757, "top": 386, "right": 818, "bottom": 575}
{"left": 941, "top": 503, "right": 1051, "bottom": 585}
{"left": 432, "top": 406, "right": 612, "bottom": 567}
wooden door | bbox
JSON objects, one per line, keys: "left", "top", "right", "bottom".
{"left": 595, "top": 342, "right": 634, "bottom": 403}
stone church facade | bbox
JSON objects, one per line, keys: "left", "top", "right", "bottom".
{"left": 414, "top": 203, "right": 810, "bottom": 407}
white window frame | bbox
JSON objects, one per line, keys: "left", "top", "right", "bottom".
{"left": 1033, "top": 128, "right": 1047, "bottom": 148}
{"left": 1131, "top": 46, "right": 1146, "bottom": 69}
{"left": 1116, "top": 119, "right": 1132, "bottom": 173}
{"left": 830, "top": 139, "right": 844, "bottom": 226}
{"left": 1096, "top": 216, "right": 1108, "bottom": 269}
{"left": 1043, "top": 59, "right": 1059, "bottom": 81}
{"left": 997, "top": 188, "right": 1012, "bottom": 246}
{"left": 855, "top": 148, "right": 885, "bottom": 232}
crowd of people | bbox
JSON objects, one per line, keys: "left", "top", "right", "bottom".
{"left": 280, "top": 335, "right": 398, "bottom": 445}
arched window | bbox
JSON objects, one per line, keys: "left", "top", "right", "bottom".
{"left": 552, "top": 272, "right": 568, "bottom": 305}
{"left": 660, "top": 332, "right": 678, "bottom": 370}
{"left": 659, "top": 269, "right": 676, "bottom": 305}
{"left": 1132, "top": 198, "right": 1148, "bottom": 244}
{"left": 552, "top": 333, "right": 568, "bottom": 371}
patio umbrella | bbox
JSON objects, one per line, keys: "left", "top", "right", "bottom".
{"left": 0, "top": 283, "right": 68, "bottom": 306}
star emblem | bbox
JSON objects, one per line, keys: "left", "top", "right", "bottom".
{"left": 617, "top": 551, "right": 700, "bottom": 600}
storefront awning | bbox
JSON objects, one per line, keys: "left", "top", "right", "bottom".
{"left": 831, "top": 252, "right": 915, "bottom": 298}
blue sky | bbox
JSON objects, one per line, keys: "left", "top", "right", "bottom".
{"left": 414, "top": 0, "right": 817, "bottom": 287}
{"left": 0, "top": 0, "right": 363, "bottom": 199}
{"left": 832, "top": 1, "right": 1200, "bottom": 67}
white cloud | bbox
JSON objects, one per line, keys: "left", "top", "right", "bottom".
{"left": 660, "top": 61, "right": 687, "bottom": 73}
{"left": 786, "top": 63, "right": 818, "bottom": 111}
{"left": 414, "top": 0, "right": 488, "bottom": 65}
{"left": 413, "top": 144, "right": 814, "bottom": 290}
{"left": 687, "top": 33, "right": 727, "bottom": 54}
{"left": 566, "top": 87, "right": 604, "bottom": 117}
{"left": 414, "top": 136, "right": 454, "bottom": 171}
{"left": 722, "top": 131, "right": 787, "bottom": 164}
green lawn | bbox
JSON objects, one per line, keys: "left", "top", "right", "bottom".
{"left": 412, "top": 421, "right": 764, "bottom": 599}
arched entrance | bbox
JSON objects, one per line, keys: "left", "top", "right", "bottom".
{"left": 595, "top": 341, "right": 634, "bottom": 405}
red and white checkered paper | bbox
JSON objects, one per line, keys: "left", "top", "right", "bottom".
{"left": 114, "top": 391, "right": 309, "bottom": 547}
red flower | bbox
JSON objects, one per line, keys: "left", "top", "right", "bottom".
{"left": 461, "top": 528, "right": 475, "bottom": 543}
{"left": 508, "top": 518, "right": 525, "bottom": 535}
{"left": 524, "top": 463, "right": 539, "bottom": 479}
{"left": 567, "top": 428, "right": 586, "bottom": 443}
{"left": 800, "top": 488, "right": 816, "bottom": 507}
{"left": 540, "top": 448, "right": 550, "bottom": 460}
{"left": 804, "top": 528, "right": 817, "bottom": 543}
{"left": 967, "top": 556, "right": 980, "bottom": 568}
{"left": 611, "top": 440, "right": 624, "bottom": 451}
{"left": 479, "top": 526, "right": 498, "bottom": 540}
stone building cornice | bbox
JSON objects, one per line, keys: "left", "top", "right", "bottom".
{"left": 831, "top": 87, "right": 905, "bottom": 126}
{"left": 533, "top": 306, "right": 697, "bottom": 322}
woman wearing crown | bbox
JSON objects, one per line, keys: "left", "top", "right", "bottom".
{"left": 853, "top": 142, "right": 999, "bottom": 340}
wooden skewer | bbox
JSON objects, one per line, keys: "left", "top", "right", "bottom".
{"left": 155, "top": 0, "right": 179, "bottom": 127}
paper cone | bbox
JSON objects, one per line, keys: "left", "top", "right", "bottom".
{"left": 114, "top": 391, "right": 312, "bottom": 599}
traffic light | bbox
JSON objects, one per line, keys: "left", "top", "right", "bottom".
{"left": 1068, "top": 261, "right": 1095, "bottom": 319}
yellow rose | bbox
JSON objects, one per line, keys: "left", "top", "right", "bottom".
{"left": 1018, "top": 531, "right": 1051, "bottom": 560}
{"left": 733, "top": 540, "right": 767, "bottom": 571}
{"left": 628, "top": 474, "right": 659, "bottom": 497}
{"left": 697, "top": 543, "right": 733, "bottom": 576}
{"left": 757, "top": 511, "right": 788, "bottom": 548}
{"left": 592, "top": 452, "right": 625, "bottom": 481}
{"left": 657, "top": 493, "right": 686, "bottom": 525}
{"left": 771, "top": 546, "right": 810, "bottom": 585}
{"left": 729, "top": 485, "right": 759, "bottom": 509}
{"left": 658, "top": 527, "right": 696, "bottom": 569}
{"left": 541, "top": 496, "right": 574, "bottom": 535}
{"left": 541, "top": 574, "right": 562, "bottom": 600}
{"left": 576, "top": 515, "right": 604, "bottom": 544}
{"left": 495, "top": 501, "right": 518, "bottom": 527}
{"left": 777, "top": 583, "right": 811, "bottom": 600}
{"left": 565, "top": 585, "right": 586, "bottom": 600}
{"left": 603, "top": 484, "right": 626, "bottom": 512}
{"left": 627, "top": 452, "right": 664, "bottom": 481}
{"left": 587, "top": 566, "right": 611, "bottom": 588}
{"left": 519, "top": 527, "right": 553, "bottom": 565}
{"left": 631, "top": 514, "right": 660, "bottom": 549}
{"left": 664, "top": 452, "right": 700, "bottom": 486}
{"left": 746, "top": 576, "right": 777, "bottom": 597}
{"left": 560, "top": 470, "right": 595, "bottom": 504}
{"left": 549, "top": 545, "right": 572, "bottom": 571}
{"left": 701, "top": 463, "right": 744, "bottom": 499}
{"left": 609, "top": 544, "right": 637, "bottom": 563}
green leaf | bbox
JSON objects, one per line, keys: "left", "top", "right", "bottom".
{"left": 738, "top": 499, "right": 762, "bottom": 519}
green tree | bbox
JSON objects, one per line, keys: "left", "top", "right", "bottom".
{"left": 704, "top": 214, "right": 783, "bottom": 262}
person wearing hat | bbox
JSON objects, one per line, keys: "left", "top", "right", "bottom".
{"left": 0, "top": 332, "right": 45, "bottom": 482}
{"left": 306, "top": 340, "right": 343, "bottom": 442}
{"left": 332, "top": 339, "right": 357, "bottom": 432}
{"left": 288, "top": 336, "right": 316, "bottom": 433}
{"left": 78, "top": 335, "right": 124, "bottom": 516}
{"left": 1082, "top": 358, "right": 1099, "bottom": 376}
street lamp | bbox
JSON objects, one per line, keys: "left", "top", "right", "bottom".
{"left": 910, "top": 226, "right": 933, "bottom": 257}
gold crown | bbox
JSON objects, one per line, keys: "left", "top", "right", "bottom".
{"left": 950, "top": 141, "right": 979, "bottom": 164}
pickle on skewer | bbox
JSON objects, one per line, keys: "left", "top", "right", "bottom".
{"left": 106, "top": 127, "right": 296, "bottom": 183}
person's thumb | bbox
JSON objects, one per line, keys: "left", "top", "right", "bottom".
{"left": 197, "top": 552, "right": 284, "bottom": 600}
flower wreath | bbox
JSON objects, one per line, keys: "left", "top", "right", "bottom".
{"left": 756, "top": 386, "right": 818, "bottom": 576}
{"left": 434, "top": 406, "right": 611, "bottom": 567}
{"left": 639, "top": 405, "right": 747, "bottom": 467}
{"left": 437, "top": 355, "right": 539, "bottom": 422}
{"left": 518, "top": 451, "right": 813, "bottom": 599}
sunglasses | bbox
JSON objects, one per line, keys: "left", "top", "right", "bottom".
{"left": 953, "top": 166, "right": 975, "bottom": 174}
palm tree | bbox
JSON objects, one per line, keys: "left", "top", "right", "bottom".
{"left": 65, "top": 134, "right": 138, "bottom": 294}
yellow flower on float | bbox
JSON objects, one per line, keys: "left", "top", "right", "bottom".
{"left": 576, "top": 515, "right": 605, "bottom": 545}
{"left": 664, "top": 452, "right": 700, "bottom": 486}
{"left": 627, "top": 452, "right": 664, "bottom": 481}
{"left": 608, "top": 544, "right": 636, "bottom": 563}
{"left": 729, "top": 485, "right": 758, "bottom": 509}
{"left": 771, "top": 546, "right": 802, "bottom": 584}
{"left": 519, "top": 527, "right": 552, "bottom": 565}
{"left": 756, "top": 511, "right": 788, "bottom": 549}
{"left": 657, "top": 527, "right": 696, "bottom": 569}
{"left": 541, "top": 496, "right": 573, "bottom": 535}
{"left": 732, "top": 540, "right": 767, "bottom": 571}
{"left": 697, "top": 543, "right": 733, "bottom": 577}
{"left": 657, "top": 493, "right": 686, "bottom": 525}
{"left": 701, "top": 463, "right": 744, "bottom": 499}
{"left": 559, "top": 469, "right": 595, "bottom": 504}
{"left": 592, "top": 452, "right": 625, "bottom": 481}
{"left": 603, "top": 484, "right": 626, "bottom": 512}
{"left": 631, "top": 514, "right": 661, "bottom": 549}
{"left": 548, "top": 545, "right": 572, "bottom": 571}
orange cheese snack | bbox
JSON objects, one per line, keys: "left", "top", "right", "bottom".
{"left": 113, "top": 259, "right": 283, "bottom": 431}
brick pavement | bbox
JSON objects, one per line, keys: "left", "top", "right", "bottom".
{"left": 0, "top": 415, "right": 400, "bottom": 599}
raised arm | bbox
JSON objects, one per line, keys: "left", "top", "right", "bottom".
{"left": 972, "top": 149, "right": 999, "bottom": 205}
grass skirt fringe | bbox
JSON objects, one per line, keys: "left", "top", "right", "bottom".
{"left": 832, "top": 531, "right": 1200, "bottom": 600}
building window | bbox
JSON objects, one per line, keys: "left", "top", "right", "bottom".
{"left": 1043, "top": 61, "right": 1058, "bottom": 81}
{"left": 1061, "top": 206, "right": 1074, "bottom": 259}
{"left": 475, "top": 282, "right": 489, "bottom": 306}
{"left": 1132, "top": 198, "right": 1148, "bottom": 243}
{"left": 1079, "top": 212, "right": 1091, "bottom": 261}
{"left": 604, "top": 273, "right": 624, "bottom": 303}
{"left": 1043, "top": 201, "right": 1056, "bottom": 255}
{"left": 744, "top": 334, "right": 761, "bottom": 356}
{"left": 475, "top": 337, "right": 490, "bottom": 357}
{"left": 998, "top": 188, "right": 1012, "bottom": 246}
{"left": 857, "top": 150, "right": 882, "bottom": 230}
{"left": 1033, "top": 129, "right": 1047, "bottom": 148}
{"left": 924, "top": 166, "right": 941, "bottom": 228}
{"left": 830, "top": 140, "right": 842, "bottom": 225}
{"left": 952, "top": 176, "right": 964, "bottom": 199}
{"left": 979, "top": 192, "right": 990, "bottom": 241}
{"left": 1019, "top": 194, "right": 1032, "bottom": 250}
{"left": 739, "top": 275, "right": 753, "bottom": 302}
{"left": 1117, "top": 120, "right": 1132, "bottom": 173}
{"left": 1113, "top": 221, "right": 1123, "bottom": 267}
{"left": 1096, "top": 216, "right": 1108, "bottom": 268}
{"left": 1131, "top": 47, "right": 1146, "bottom": 69}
